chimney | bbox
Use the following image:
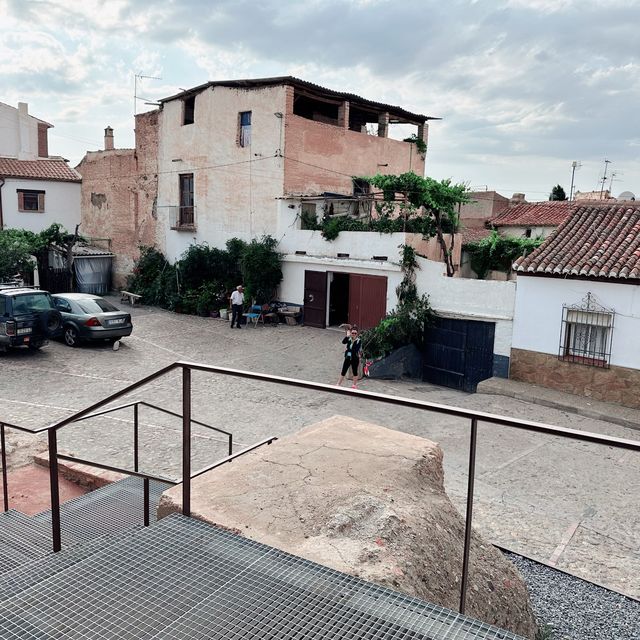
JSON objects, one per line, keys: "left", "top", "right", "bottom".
{"left": 510, "top": 193, "right": 527, "bottom": 206}
{"left": 18, "top": 102, "right": 28, "bottom": 116}
{"left": 104, "top": 126, "right": 114, "bottom": 151}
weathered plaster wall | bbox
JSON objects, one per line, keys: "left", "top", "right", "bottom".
{"left": 499, "top": 225, "right": 556, "bottom": 239}
{"left": 76, "top": 110, "right": 158, "bottom": 287}
{"left": 157, "top": 85, "right": 286, "bottom": 261}
{"left": 415, "top": 257, "right": 516, "bottom": 360}
{"left": 512, "top": 275, "right": 640, "bottom": 370}
{"left": 1, "top": 177, "right": 80, "bottom": 233}
{"left": 0, "top": 102, "right": 41, "bottom": 159}
{"left": 283, "top": 98, "right": 425, "bottom": 196}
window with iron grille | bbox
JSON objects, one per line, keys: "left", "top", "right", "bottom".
{"left": 239, "top": 111, "right": 251, "bottom": 147}
{"left": 559, "top": 292, "right": 614, "bottom": 368}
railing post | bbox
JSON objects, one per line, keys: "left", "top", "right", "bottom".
{"left": 48, "top": 429, "right": 62, "bottom": 553}
{"left": 1, "top": 424, "right": 9, "bottom": 512}
{"left": 459, "top": 417, "right": 478, "bottom": 614}
{"left": 133, "top": 403, "right": 139, "bottom": 473}
{"left": 182, "top": 366, "right": 191, "bottom": 517}
{"left": 143, "top": 477, "right": 150, "bottom": 527}
{"left": 228, "top": 433, "right": 233, "bottom": 457}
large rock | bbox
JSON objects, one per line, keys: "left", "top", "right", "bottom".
{"left": 159, "top": 416, "right": 537, "bottom": 638}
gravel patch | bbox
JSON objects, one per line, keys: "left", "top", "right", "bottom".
{"left": 504, "top": 552, "right": 640, "bottom": 640}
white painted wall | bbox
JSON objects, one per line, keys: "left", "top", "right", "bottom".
{"left": 156, "top": 85, "right": 286, "bottom": 262}
{"left": 1, "top": 178, "right": 81, "bottom": 233}
{"left": 415, "top": 257, "right": 516, "bottom": 357}
{"left": 500, "top": 225, "right": 556, "bottom": 239}
{"left": 512, "top": 275, "right": 640, "bottom": 369}
{"left": 279, "top": 254, "right": 402, "bottom": 315}
{"left": 0, "top": 102, "right": 42, "bottom": 159}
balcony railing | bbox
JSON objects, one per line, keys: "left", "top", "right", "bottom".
{"left": 168, "top": 205, "right": 197, "bottom": 231}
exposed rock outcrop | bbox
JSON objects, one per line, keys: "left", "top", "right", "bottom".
{"left": 159, "top": 416, "right": 537, "bottom": 638}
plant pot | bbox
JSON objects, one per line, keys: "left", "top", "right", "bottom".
{"left": 219, "top": 308, "right": 229, "bottom": 320}
{"left": 210, "top": 310, "right": 220, "bottom": 318}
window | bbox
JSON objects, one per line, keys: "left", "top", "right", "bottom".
{"left": 178, "top": 173, "right": 194, "bottom": 227}
{"left": 17, "top": 189, "right": 45, "bottom": 213}
{"left": 524, "top": 228, "right": 532, "bottom": 238}
{"left": 353, "top": 178, "right": 370, "bottom": 197}
{"left": 183, "top": 96, "right": 195, "bottom": 125}
{"left": 300, "top": 203, "right": 318, "bottom": 230}
{"left": 239, "top": 111, "right": 251, "bottom": 147}
{"left": 559, "top": 293, "right": 614, "bottom": 368}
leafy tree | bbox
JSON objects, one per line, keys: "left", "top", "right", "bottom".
{"left": 361, "top": 172, "right": 469, "bottom": 277}
{"left": 240, "top": 235, "right": 282, "bottom": 303}
{"left": 549, "top": 184, "right": 567, "bottom": 201}
{"left": 0, "top": 229, "right": 37, "bottom": 281}
{"left": 464, "top": 231, "right": 543, "bottom": 279}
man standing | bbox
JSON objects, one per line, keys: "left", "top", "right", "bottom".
{"left": 230, "top": 285, "right": 244, "bottom": 328}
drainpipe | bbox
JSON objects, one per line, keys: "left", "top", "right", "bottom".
{"left": 0, "top": 177, "right": 5, "bottom": 230}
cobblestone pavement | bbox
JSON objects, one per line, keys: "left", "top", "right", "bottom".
{"left": 1, "top": 299, "right": 638, "bottom": 598}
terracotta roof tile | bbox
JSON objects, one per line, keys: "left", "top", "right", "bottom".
{"left": 0, "top": 158, "right": 81, "bottom": 182}
{"left": 461, "top": 227, "right": 492, "bottom": 244}
{"left": 490, "top": 200, "right": 573, "bottom": 227}
{"left": 514, "top": 203, "right": 640, "bottom": 280}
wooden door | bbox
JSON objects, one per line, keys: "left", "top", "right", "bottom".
{"left": 349, "top": 274, "right": 387, "bottom": 329}
{"left": 303, "top": 270, "right": 327, "bottom": 328}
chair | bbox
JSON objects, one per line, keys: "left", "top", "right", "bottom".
{"left": 242, "top": 304, "right": 263, "bottom": 327}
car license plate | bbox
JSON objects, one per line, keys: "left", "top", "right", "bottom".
{"left": 109, "top": 318, "right": 125, "bottom": 325}
{"left": 17, "top": 328, "right": 32, "bottom": 335}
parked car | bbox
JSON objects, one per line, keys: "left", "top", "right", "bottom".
{"left": 0, "top": 285, "right": 62, "bottom": 352}
{"left": 52, "top": 293, "right": 133, "bottom": 347}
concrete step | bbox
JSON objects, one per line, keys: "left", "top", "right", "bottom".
{"left": 0, "top": 514, "right": 525, "bottom": 639}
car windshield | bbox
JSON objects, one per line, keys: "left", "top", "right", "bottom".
{"left": 77, "top": 298, "right": 118, "bottom": 314}
{"left": 12, "top": 293, "right": 55, "bottom": 314}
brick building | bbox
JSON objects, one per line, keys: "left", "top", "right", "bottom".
{"left": 76, "top": 111, "right": 159, "bottom": 287}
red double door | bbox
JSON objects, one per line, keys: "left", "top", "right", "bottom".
{"left": 303, "top": 270, "right": 387, "bottom": 329}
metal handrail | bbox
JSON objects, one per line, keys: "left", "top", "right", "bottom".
{"left": 2, "top": 359, "right": 640, "bottom": 618}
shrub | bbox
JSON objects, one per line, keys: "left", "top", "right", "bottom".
{"left": 465, "top": 231, "right": 543, "bottom": 279}
{"left": 240, "top": 235, "right": 282, "bottom": 303}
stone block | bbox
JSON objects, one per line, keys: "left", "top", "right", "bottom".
{"left": 159, "top": 416, "right": 537, "bottom": 638}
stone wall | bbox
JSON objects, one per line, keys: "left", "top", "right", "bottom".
{"left": 511, "top": 348, "right": 640, "bottom": 408}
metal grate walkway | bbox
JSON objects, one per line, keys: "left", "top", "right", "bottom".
{"left": 0, "top": 513, "right": 526, "bottom": 639}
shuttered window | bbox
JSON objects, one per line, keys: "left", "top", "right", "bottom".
{"left": 17, "top": 189, "right": 45, "bottom": 213}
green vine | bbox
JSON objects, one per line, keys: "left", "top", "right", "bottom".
{"left": 403, "top": 133, "right": 427, "bottom": 155}
{"left": 464, "top": 231, "right": 543, "bottom": 279}
{"left": 359, "top": 244, "right": 434, "bottom": 358}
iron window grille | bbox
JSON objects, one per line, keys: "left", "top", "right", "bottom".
{"left": 558, "top": 292, "right": 614, "bottom": 368}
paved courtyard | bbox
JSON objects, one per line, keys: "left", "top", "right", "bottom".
{"left": 1, "top": 298, "right": 638, "bottom": 598}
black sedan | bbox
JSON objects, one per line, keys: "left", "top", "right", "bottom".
{"left": 52, "top": 293, "right": 133, "bottom": 347}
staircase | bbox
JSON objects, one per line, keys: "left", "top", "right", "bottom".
{"left": 0, "top": 477, "right": 525, "bottom": 639}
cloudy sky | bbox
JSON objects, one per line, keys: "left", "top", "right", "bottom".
{"left": 2, "top": 0, "right": 639, "bottom": 200}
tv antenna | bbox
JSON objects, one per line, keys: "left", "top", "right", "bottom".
{"left": 134, "top": 73, "right": 162, "bottom": 116}
{"left": 598, "top": 159, "right": 612, "bottom": 199}
{"left": 569, "top": 161, "right": 581, "bottom": 201}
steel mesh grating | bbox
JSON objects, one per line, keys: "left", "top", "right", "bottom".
{"left": 0, "top": 514, "right": 525, "bottom": 639}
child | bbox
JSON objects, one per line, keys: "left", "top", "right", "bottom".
{"left": 337, "top": 325, "right": 362, "bottom": 389}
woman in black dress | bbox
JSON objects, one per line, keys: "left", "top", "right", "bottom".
{"left": 337, "top": 325, "right": 361, "bottom": 388}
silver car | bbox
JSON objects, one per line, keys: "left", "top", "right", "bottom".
{"left": 52, "top": 293, "right": 133, "bottom": 347}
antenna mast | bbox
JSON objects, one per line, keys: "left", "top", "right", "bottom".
{"left": 134, "top": 72, "right": 162, "bottom": 117}
{"left": 599, "top": 159, "right": 612, "bottom": 200}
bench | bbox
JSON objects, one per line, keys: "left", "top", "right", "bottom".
{"left": 120, "top": 291, "right": 142, "bottom": 306}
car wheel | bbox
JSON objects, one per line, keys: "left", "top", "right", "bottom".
{"left": 28, "top": 342, "right": 43, "bottom": 351}
{"left": 64, "top": 326, "right": 80, "bottom": 347}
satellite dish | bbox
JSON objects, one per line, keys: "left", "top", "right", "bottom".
{"left": 618, "top": 191, "right": 636, "bottom": 201}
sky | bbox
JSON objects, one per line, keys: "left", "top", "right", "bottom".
{"left": 1, "top": 0, "right": 639, "bottom": 201}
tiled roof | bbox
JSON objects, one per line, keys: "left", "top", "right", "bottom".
{"left": 0, "top": 157, "right": 81, "bottom": 182}
{"left": 160, "top": 76, "right": 436, "bottom": 123}
{"left": 461, "top": 227, "right": 492, "bottom": 244}
{"left": 491, "top": 201, "right": 573, "bottom": 227}
{"left": 514, "top": 203, "right": 640, "bottom": 280}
